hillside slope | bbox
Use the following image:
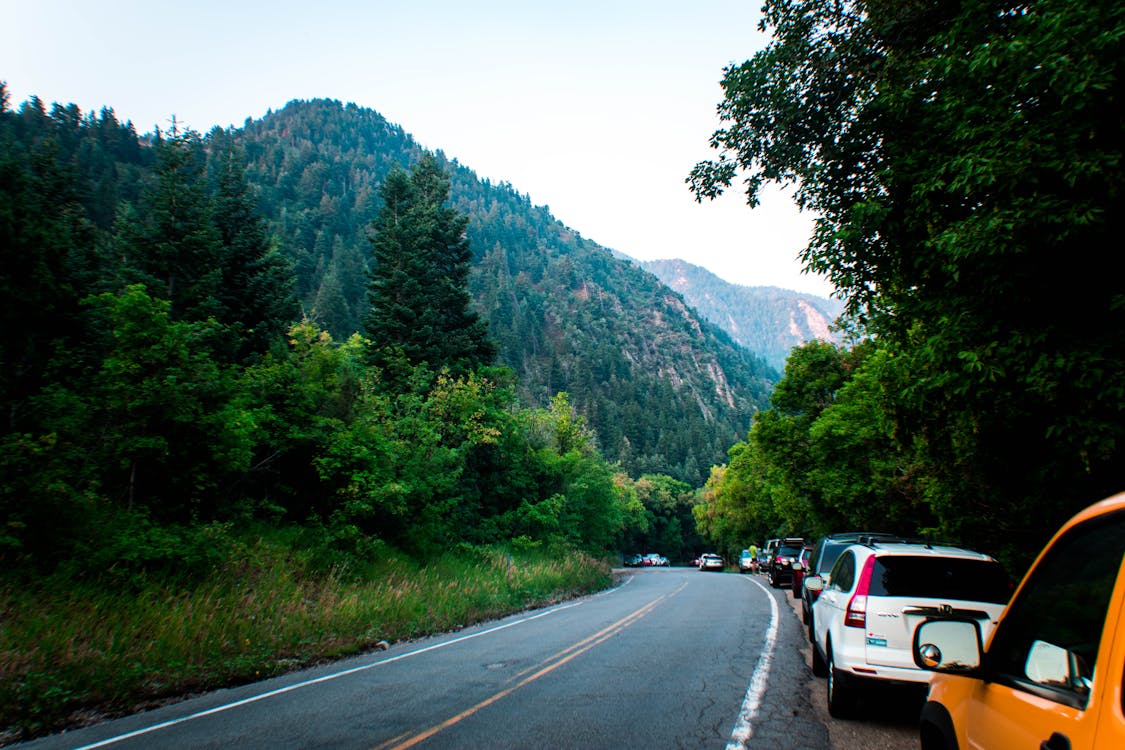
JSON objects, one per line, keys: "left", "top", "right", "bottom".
{"left": 640, "top": 258, "right": 844, "bottom": 371}
{"left": 235, "top": 99, "right": 776, "bottom": 483}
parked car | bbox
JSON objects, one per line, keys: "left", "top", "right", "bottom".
{"left": 642, "top": 553, "right": 669, "bottom": 567}
{"left": 801, "top": 533, "right": 904, "bottom": 635}
{"left": 913, "top": 492, "right": 1125, "bottom": 750}
{"left": 791, "top": 545, "right": 813, "bottom": 598}
{"left": 699, "top": 553, "right": 724, "bottom": 572}
{"left": 755, "top": 549, "right": 771, "bottom": 572}
{"left": 807, "top": 539, "right": 1011, "bottom": 718}
{"left": 766, "top": 538, "right": 805, "bottom": 588}
{"left": 738, "top": 549, "right": 758, "bottom": 573}
{"left": 623, "top": 553, "right": 643, "bottom": 567}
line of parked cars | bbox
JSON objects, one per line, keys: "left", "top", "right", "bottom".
{"left": 789, "top": 492, "right": 1125, "bottom": 749}
{"left": 623, "top": 552, "right": 669, "bottom": 567}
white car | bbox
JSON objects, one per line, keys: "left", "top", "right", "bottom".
{"left": 699, "top": 553, "right": 724, "bottom": 571}
{"left": 806, "top": 540, "right": 1011, "bottom": 718}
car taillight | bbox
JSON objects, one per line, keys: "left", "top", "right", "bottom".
{"left": 844, "top": 556, "right": 876, "bottom": 628}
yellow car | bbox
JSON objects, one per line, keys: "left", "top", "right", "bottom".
{"left": 913, "top": 492, "right": 1125, "bottom": 750}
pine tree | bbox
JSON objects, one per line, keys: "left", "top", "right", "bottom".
{"left": 363, "top": 155, "right": 494, "bottom": 379}
{"left": 120, "top": 121, "right": 222, "bottom": 323}
{"left": 208, "top": 132, "right": 298, "bottom": 360}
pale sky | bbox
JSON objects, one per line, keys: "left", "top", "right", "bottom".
{"left": 2, "top": 0, "right": 835, "bottom": 298}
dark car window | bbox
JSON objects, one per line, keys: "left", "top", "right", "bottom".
{"left": 777, "top": 544, "right": 803, "bottom": 557}
{"left": 985, "top": 509, "right": 1125, "bottom": 708}
{"left": 829, "top": 550, "right": 856, "bottom": 592}
{"left": 868, "top": 556, "right": 1011, "bottom": 604}
{"left": 813, "top": 541, "right": 850, "bottom": 575}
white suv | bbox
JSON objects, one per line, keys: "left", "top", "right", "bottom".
{"left": 806, "top": 539, "right": 1011, "bottom": 718}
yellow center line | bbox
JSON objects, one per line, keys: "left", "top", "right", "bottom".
{"left": 376, "top": 582, "right": 686, "bottom": 750}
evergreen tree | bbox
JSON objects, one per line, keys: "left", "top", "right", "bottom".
{"left": 364, "top": 155, "right": 494, "bottom": 379}
{"left": 208, "top": 131, "right": 298, "bottom": 360}
{"left": 119, "top": 121, "right": 223, "bottom": 323}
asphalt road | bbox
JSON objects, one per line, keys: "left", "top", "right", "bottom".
{"left": 17, "top": 568, "right": 916, "bottom": 750}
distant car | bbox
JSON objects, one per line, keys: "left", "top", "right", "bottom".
{"left": 914, "top": 492, "right": 1125, "bottom": 750}
{"left": 766, "top": 539, "right": 805, "bottom": 588}
{"left": 791, "top": 546, "right": 813, "bottom": 598}
{"left": 623, "top": 553, "right": 643, "bottom": 567}
{"left": 643, "top": 553, "right": 669, "bottom": 567}
{"left": 738, "top": 549, "right": 758, "bottom": 573}
{"left": 807, "top": 539, "right": 1011, "bottom": 719}
{"left": 699, "top": 553, "right": 724, "bottom": 571}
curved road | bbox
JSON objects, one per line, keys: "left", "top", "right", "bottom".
{"left": 21, "top": 568, "right": 832, "bottom": 750}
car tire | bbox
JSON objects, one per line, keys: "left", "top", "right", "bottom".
{"left": 811, "top": 635, "right": 828, "bottom": 677}
{"left": 919, "top": 702, "right": 960, "bottom": 750}
{"left": 792, "top": 585, "right": 800, "bottom": 599}
{"left": 768, "top": 570, "right": 777, "bottom": 587}
{"left": 826, "top": 645, "right": 858, "bottom": 719}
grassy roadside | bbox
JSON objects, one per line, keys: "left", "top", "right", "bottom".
{"left": 0, "top": 532, "right": 613, "bottom": 744}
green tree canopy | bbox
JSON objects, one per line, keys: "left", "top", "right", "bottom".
{"left": 363, "top": 154, "right": 495, "bottom": 380}
{"left": 690, "top": 0, "right": 1124, "bottom": 558}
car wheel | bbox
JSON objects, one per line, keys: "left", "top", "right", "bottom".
{"left": 768, "top": 570, "right": 777, "bottom": 587}
{"left": 811, "top": 632, "right": 828, "bottom": 677}
{"left": 919, "top": 702, "right": 960, "bottom": 750}
{"left": 826, "top": 645, "right": 858, "bottom": 719}
{"left": 792, "top": 584, "right": 800, "bottom": 599}
{"left": 801, "top": 602, "right": 809, "bottom": 625}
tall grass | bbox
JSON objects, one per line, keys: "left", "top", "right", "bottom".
{"left": 0, "top": 533, "right": 612, "bottom": 743}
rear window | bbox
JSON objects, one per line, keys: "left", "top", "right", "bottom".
{"left": 777, "top": 544, "right": 803, "bottom": 557}
{"left": 869, "top": 555, "right": 1011, "bottom": 604}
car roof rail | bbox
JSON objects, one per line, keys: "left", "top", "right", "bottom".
{"left": 857, "top": 534, "right": 929, "bottom": 547}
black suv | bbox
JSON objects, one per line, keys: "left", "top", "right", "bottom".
{"left": 799, "top": 532, "right": 903, "bottom": 638}
{"left": 766, "top": 537, "right": 805, "bottom": 588}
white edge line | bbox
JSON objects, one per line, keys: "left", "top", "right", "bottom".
{"left": 726, "top": 576, "right": 780, "bottom": 750}
{"left": 73, "top": 598, "right": 589, "bottom": 750}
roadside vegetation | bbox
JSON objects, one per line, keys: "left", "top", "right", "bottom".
{"left": 0, "top": 533, "right": 609, "bottom": 741}
{"left": 691, "top": 0, "right": 1123, "bottom": 573}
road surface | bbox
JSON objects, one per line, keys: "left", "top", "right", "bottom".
{"left": 18, "top": 567, "right": 914, "bottom": 749}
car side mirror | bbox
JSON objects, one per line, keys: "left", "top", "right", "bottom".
{"left": 913, "top": 619, "right": 983, "bottom": 673}
{"left": 804, "top": 576, "right": 824, "bottom": 592}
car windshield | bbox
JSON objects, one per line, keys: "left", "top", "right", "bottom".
{"left": 777, "top": 545, "right": 803, "bottom": 557}
{"left": 869, "top": 556, "right": 1010, "bottom": 604}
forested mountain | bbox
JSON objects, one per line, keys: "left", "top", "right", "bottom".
{"left": 639, "top": 258, "right": 844, "bottom": 371}
{"left": 233, "top": 99, "right": 776, "bottom": 484}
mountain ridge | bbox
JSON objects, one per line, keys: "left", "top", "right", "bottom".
{"left": 637, "top": 258, "right": 845, "bottom": 371}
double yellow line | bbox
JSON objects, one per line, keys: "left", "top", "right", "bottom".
{"left": 376, "top": 583, "right": 684, "bottom": 750}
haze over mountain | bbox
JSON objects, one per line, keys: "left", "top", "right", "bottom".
{"left": 638, "top": 259, "right": 844, "bottom": 372}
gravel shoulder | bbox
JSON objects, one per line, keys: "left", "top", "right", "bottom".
{"left": 780, "top": 581, "right": 919, "bottom": 750}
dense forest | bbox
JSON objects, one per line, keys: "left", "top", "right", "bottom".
{"left": 0, "top": 83, "right": 735, "bottom": 583}
{"left": 691, "top": 0, "right": 1124, "bottom": 572}
{"left": 231, "top": 99, "right": 776, "bottom": 486}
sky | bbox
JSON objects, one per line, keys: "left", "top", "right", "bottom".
{"left": 2, "top": 0, "right": 834, "bottom": 298}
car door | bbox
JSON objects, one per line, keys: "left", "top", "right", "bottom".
{"left": 963, "top": 510, "right": 1125, "bottom": 750}
{"left": 814, "top": 549, "right": 857, "bottom": 650}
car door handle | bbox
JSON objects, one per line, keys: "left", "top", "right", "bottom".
{"left": 1041, "top": 732, "right": 1071, "bottom": 750}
